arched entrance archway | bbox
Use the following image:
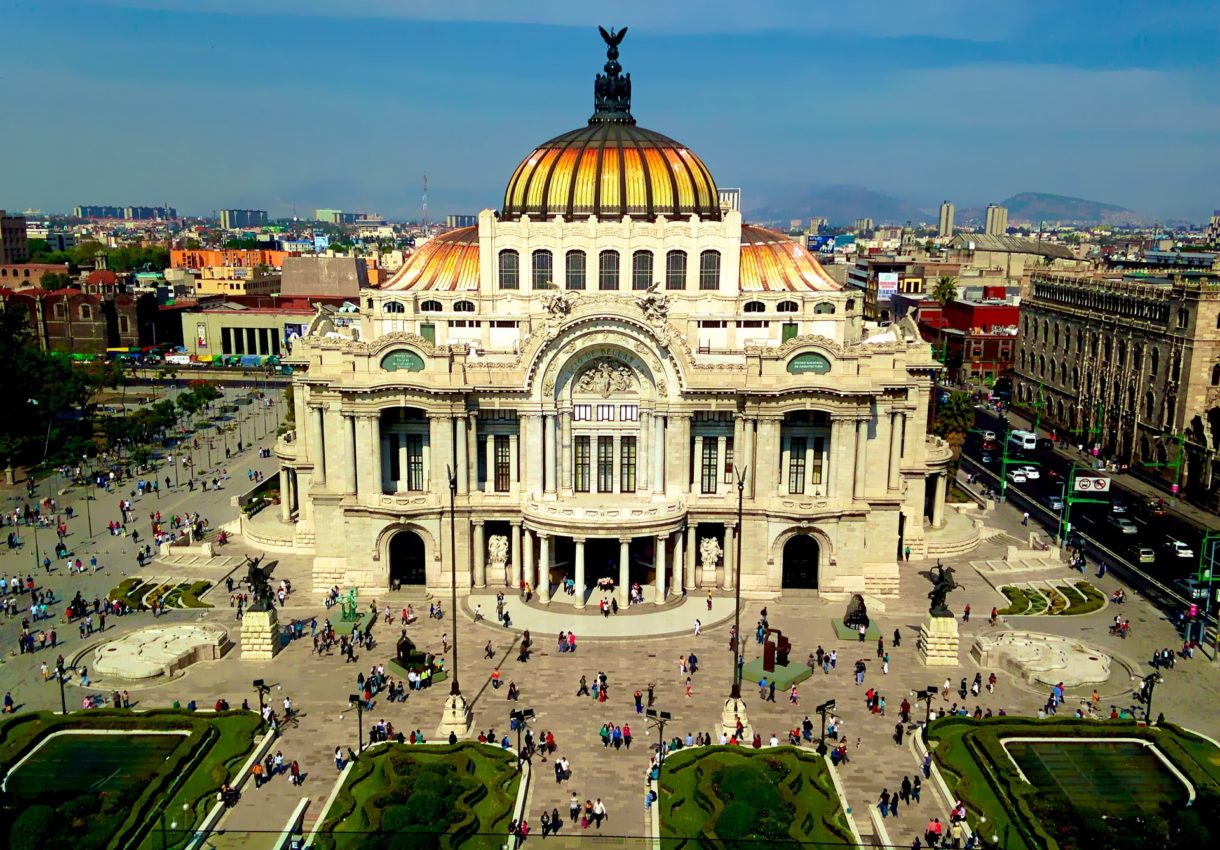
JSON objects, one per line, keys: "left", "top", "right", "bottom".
{"left": 782, "top": 534, "right": 820, "bottom": 589}
{"left": 389, "top": 530, "right": 426, "bottom": 587}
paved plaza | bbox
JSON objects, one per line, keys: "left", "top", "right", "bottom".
{"left": 4, "top": 414, "right": 1220, "bottom": 848}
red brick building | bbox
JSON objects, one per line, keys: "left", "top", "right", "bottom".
{"left": 918, "top": 294, "right": 1019, "bottom": 383}
{"left": 0, "top": 263, "right": 73, "bottom": 288}
{"left": 1, "top": 286, "right": 151, "bottom": 354}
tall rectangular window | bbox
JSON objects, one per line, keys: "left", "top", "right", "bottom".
{"left": 632, "top": 251, "right": 653, "bottom": 290}
{"left": 498, "top": 250, "right": 519, "bottom": 289}
{"left": 574, "top": 436, "right": 590, "bottom": 493}
{"left": 723, "top": 436, "right": 734, "bottom": 483}
{"left": 573, "top": 404, "right": 592, "bottom": 421}
{"left": 221, "top": 327, "right": 233, "bottom": 355}
{"left": 666, "top": 250, "right": 687, "bottom": 290}
{"left": 597, "top": 436, "right": 614, "bottom": 493}
{"left": 494, "top": 434, "right": 511, "bottom": 492}
{"left": 596, "top": 404, "right": 615, "bottom": 421}
{"left": 620, "top": 436, "right": 636, "bottom": 493}
{"left": 701, "top": 437, "right": 719, "bottom": 494}
{"left": 788, "top": 437, "right": 807, "bottom": 494}
{"left": 532, "top": 250, "right": 553, "bottom": 288}
{"left": 599, "top": 250, "right": 620, "bottom": 290}
{"left": 810, "top": 437, "right": 824, "bottom": 486}
{"left": 565, "top": 250, "right": 586, "bottom": 290}
{"left": 406, "top": 435, "right": 424, "bottom": 491}
{"left": 699, "top": 250, "right": 721, "bottom": 290}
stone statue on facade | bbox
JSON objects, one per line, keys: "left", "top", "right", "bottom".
{"left": 637, "top": 289, "right": 670, "bottom": 324}
{"left": 699, "top": 536, "right": 723, "bottom": 572}
{"left": 487, "top": 534, "right": 509, "bottom": 573}
{"left": 575, "top": 359, "right": 634, "bottom": 397}
{"left": 541, "top": 290, "right": 574, "bottom": 319}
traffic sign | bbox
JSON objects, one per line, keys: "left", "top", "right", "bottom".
{"left": 1074, "top": 476, "right": 1111, "bottom": 493}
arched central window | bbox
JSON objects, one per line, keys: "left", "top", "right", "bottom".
{"left": 453, "top": 300, "right": 475, "bottom": 313}
{"left": 565, "top": 250, "right": 586, "bottom": 290}
{"left": 532, "top": 250, "right": 553, "bottom": 289}
{"left": 632, "top": 251, "right": 653, "bottom": 290}
{"left": 420, "top": 299, "right": 442, "bottom": 312}
{"left": 665, "top": 250, "right": 687, "bottom": 290}
{"left": 743, "top": 301, "right": 765, "bottom": 313}
{"left": 498, "top": 250, "right": 519, "bottom": 290}
{"left": 384, "top": 301, "right": 406, "bottom": 314}
{"left": 699, "top": 250, "right": 721, "bottom": 290}
{"left": 777, "top": 300, "right": 798, "bottom": 313}
{"left": 599, "top": 250, "right": 620, "bottom": 290}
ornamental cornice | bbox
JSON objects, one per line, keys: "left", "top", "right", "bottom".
{"left": 367, "top": 331, "right": 441, "bottom": 358}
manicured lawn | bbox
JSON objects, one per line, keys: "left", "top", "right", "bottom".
{"left": 314, "top": 743, "right": 519, "bottom": 850}
{"left": 0, "top": 709, "right": 260, "bottom": 850}
{"left": 659, "top": 746, "right": 854, "bottom": 849}
{"left": 927, "top": 718, "right": 1220, "bottom": 850}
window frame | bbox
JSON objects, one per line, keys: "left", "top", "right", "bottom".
{"left": 698, "top": 250, "right": 720, "bottom": 290}
{"left": 598, "top": 250, "right": 620, "bottom": 291}
{"left": 620, "top": 436, "right": 636, "bottom": 493}
{"left": 565, "top": 250, "right": 586, "bottom": 290}
{"left": 531, "top": 249, "right": 553, "bottom": 289}
{"left": 665, "top": 250, "right": 687, "bottom": 290}
{"left": 498, "top": 249, "right": 519, "bottom": 290}
{"left": 632, "top": 250, "right": 653, "bottom": 290}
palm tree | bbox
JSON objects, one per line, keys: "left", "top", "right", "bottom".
{"left": 932, "top": 275, "right": 958, "bottom": 307}
{"left": 934, "top": 390, "right": 976, "bottom": 476}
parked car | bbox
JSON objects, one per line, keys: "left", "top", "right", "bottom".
{"left": 1107, "top": 516, "right": 1137, "bottom": 535}
{"left": 981, "top": 439, "right": 997, "bottom": 451}
{"left": 1018, "top": 465, "right": 1041, "bottom": 480}
{"left": 1164, "top": 538, "right": 1194, "bottom": 559}
{"left": 982, "top": 430, "right": 997, "bottom": 442}
{"left": 1037, "top": 437, "right": 1055, "bottom": 451}
{"left": 1137, "top": 547, "right": 1156, "bottom": 564}
{"left": 1006, "top": 469, "right": 1027, "bottom": 484}
{"left": 980, "top": 452, "right": 993, "bottom": 464}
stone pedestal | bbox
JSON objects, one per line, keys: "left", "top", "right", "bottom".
{"left": 240, "top": 608, "right": 281, "bottom": 660}
{"left": 720, "top": 696, "right": 753, "bottom": 742}
{"left": 435, "top": 692, "right": 473, "bottom": 740}
{"left": 917, "top": 614, "right": 960, "bottom": 666}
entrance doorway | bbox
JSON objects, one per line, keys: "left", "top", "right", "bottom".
{"left": 781, "top": 534, "right": 820, "bottom": 589}
{"left": 389, "top": 530, "right": 426, "bottom": 587}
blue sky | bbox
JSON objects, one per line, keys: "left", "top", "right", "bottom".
{"left": 3, "top": 0, "right": 1218, "bottom": 222}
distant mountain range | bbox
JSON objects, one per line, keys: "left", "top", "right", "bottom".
{"left": 745, "top": 186, "right": 1146, "bottom": 228}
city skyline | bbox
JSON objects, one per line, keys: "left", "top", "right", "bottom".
{"left": 5, "top": 0, "right": 1218, "bottom": 221}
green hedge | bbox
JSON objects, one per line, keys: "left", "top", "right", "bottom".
{"left": 927, "top": 717, "right": 1220, "bottom": 850}
{"left": 658, "top": 746, "right": 854, "bottom": 849}
{"left": 0, "top": 709, "right": 260, "bottom": 850}
{"left": 998, "top": 586, "right": 1031, "bottom": 615}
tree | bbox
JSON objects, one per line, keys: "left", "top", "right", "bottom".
{"left": 931, "top": 275, "right": 958, "bottom": 307}
{"left": 39, "top": 272, "right": 74, "bottom": 291}
{"left": 934, "top": 391, "right": 976, "bottom": 476}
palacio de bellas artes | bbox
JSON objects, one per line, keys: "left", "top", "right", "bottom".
{"left": 265, "top": 30, "right": 954, "bottom": 609}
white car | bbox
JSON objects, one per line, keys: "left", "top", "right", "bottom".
{"left": 982, "top": 430, "right": 997, "bottom": 441}
{"left": 1108, "top": 516, "right": 1137, "bottom": 535}
{"left": 1006, "top": 470, "right": 1027, "bottom": 484}
{"left": 1164, "top": 539, "right": 1194, "bottom": 559}
{"left": 1018, "top": 465, "right": 1040, "bottom": 480}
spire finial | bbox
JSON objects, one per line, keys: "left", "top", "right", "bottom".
{"left": 591, "top": 26, "right": 634, "bottom": 125}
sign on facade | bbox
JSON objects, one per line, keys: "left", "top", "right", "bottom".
{"left": 787, "top": 352, "right": 832, "bottom": 374}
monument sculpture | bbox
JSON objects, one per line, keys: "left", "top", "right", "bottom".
{"left": 487, "top": 534, "right": 509, "bottom": 582}
{"left": 240, "top": 553, "right": 281, "bottom": 660}
{"left": 843, "top": 593, "right": 870, "bottom": 630}
{"left": 762, "top": 628, "right": 792, "bottom": 673}
{"left": 699, "top": 537, "right": 723, "bottom": 572}
{"left": 927, "top": 561, "right": 959, "bottom": 617}
{"left": 919, "top": 561, "right": 962, "bottom": 666}
{"left": 576, "top": 359, "right": 634, "bottom": 397}
{"left": 339, "top": 588, "right": 360, "bottom": 623}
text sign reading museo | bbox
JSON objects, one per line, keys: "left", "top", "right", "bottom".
{"left": 787, "top": 352, "right": 832, "bottom": 375}
{"left": 1074, "top": 476, "right": 1111, "bottom": 493}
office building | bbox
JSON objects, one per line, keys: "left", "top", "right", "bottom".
{"left": 219, "top": 209, "right": 269, "bottom": 229}
{"left": 984, "top": 204, "right": 1009, "bottom": 236}
{"left": 1, "top": 210, "right": 29, "bottom": 263}
{"left": 938, "top": 201, "right": 955, "bottom": 238}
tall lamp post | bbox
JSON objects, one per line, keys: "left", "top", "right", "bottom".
{"left": 56, "top": 658, "right": 68, "bottom": 714}
{"left": 438, "top": 464, "right": 471, "bottom": 738}
{"left": 509, "top": 707, "right": 535, "bottom": 767}
{"left": 252, "top": 679, "right": 271, "bottom": 730}
{"left": 815, "top": 698, "right": 836, "bottom": 755}
{"left": 349, "top": 693, "right": 366, "bottom": 753}
{"left": 1134, "top": 671, "right": 1164, "bottom": 724}
{"left": 82, "top": 455, "right": 94, "bottom": 538}
{"left": 916, "top": 686, "right": 937, "bottom": 727}
{"left": 720, "top": 466, "right": 751, "bottom": 741}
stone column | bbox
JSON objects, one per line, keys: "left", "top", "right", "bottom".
{"left": 520, "top": 414, "right": 539, "bottom": 494}
{"left": 653, "top": 414, "right": 665, "bottom": 493}
{"left": 308, "top": 405, "right": 326, "bottom": 487}
{"left": 672, "top": 528, "right": 684, "bottom": 596}
{"left": 639, "top": 411, "right": 651, "bottom": 494}
{"left": 888, "top": 411, "right": 905, "bottom": 491}
{"left": 428, "top": 413, "right": 452, "bottom": 491}
{"left": 335, "top": 411, "right": 356, "bottom": 495}
{"left": 932, "top": 473, "right": 947, "bottom": 528}
{"left": 853, "top": 418, "right": 869, "bottom": 500}
{"left": 454, "top": 413, "right": 469, "bottom": 495}
{"left": 522, "top": 528, "right": 534, "bottom": 593}
{"left": 279, "top": 468, "right": 291, "bottom": 521}
{"left": 828, "top": 418, "right": 844, "bottom": 500}
{"left": 354, "top": 415, "right": 374, "bottom": 499}
{"left": 655, "top": 533, "right": 667, "bottom": 604}
{"left": 508, "top": 431, "right": 520, "bottom": 495}
{"left": 467, "top": 412, "right": 478, "bottom": 493}
{"left": 780, "top": 435, "right": 791, "bottom": 495}
{"left": 756, "top": 417, "right": 781, "bottom": 496}
{"left": 381, "top": 433, "right": 394, "bottom": 493}
{"left": 618, "top": 537, "right": 631, "bottom": 607}
{"left": 544, "top": 413, "right": 557, "bottom": 494}
{"left": 723, "top": 523, "right": 736, "bottom": 590}
{"left": 668, "top": 414, "right": 691, "bottom": 494}
{"left": 574, "top": 537, "right": 586, "bottom": 608}
{"left": 538, "top": 533, "right": 551, "bottom": 603}
{"left": 685, "top": 524, "right": 697, "bottom": 589}
{"left": 560, "top": 410, "right": 572, "bottom": 496}
{"left": 472, "top": 520, "right": 486, "bottom": 588}
{"left": 732, "top": 414, "right": 745, "bottom": 477}
{"left": 510, "top": 521, "right": 522, "bottom": 588}
{"left": 717, "top": 435, "right": 728, "bottom": 495}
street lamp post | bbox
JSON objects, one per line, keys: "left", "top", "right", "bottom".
{"left": 917, "top": 686, "right": 937, "bottom": 727}
{"left": 1134, "top": 672, "right": 1164, "bottom": 724}
{"left": 731, "top": 466, "right": 745, "bottom": 698}
{"left": 815, "top": 698, "right": 836, "bottom": 755}
{"left": 252, "top": 679, "right": 271, "bottom": 731}
{"left": 447, "top": 465, "right": 460, "bottom": 699}
{"left": 56, "top": 658, "right": 68, "bottom": 714}
{"left": 509, "top": 707, "right": 535, "bottom": 767}
{"left": 349, "top": 693, "right": 366, "bottom": 753}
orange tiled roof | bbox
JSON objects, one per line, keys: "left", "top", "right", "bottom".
{"left": 738, "top": 225, "right": 841, "bottom": 292}
{"left": 382, "top": 228, "right": 480, "bottom": 292}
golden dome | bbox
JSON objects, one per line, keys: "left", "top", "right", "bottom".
{"left": 502, "top": 27, "right": 719, "bottom": 222}
{"left": 382, "top": 227, "right": 479, "bottom": 291}
{"left": 738, "top": 226, "right": 842, "bottom": 292}
{"left": 502, "top": 123, "right": 720, "bottom": 222}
